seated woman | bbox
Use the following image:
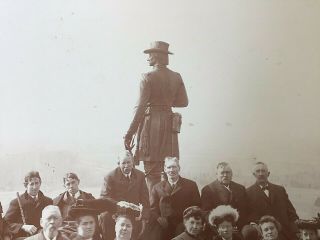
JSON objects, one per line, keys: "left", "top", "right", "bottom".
{"left": 172, "top": 206, "right": 205, "bottom": 240}
{"left": 297, "top": 219, "right": 320, "bottom": 240}
{"left": 114, "top": 215, "right": 133, "bottom": 240}
{"left": 68, "top": 206, "right": 101, "bottom": 240}
{"left": 208, "top": 205, "right": 242, "bottom": 240}
{"left": 258, "top": 215, "right": 282, "bottom": 240}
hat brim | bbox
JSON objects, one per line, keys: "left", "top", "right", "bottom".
{"left": 68, "top": 207, "right": 100, "bottom": 219}
{"left": 143, "top": 48, "right": 173, "bottom": 55}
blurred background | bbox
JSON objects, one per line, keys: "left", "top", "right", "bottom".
{"left": 0, "top": 0, "right": 319, "bottom": 218}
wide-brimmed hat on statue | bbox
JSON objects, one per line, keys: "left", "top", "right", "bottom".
{"left": 143, "top": 41, "right": 173, "bottom": 55}
{"left": 68, "top": 205, "right": 100, "bottom": 219}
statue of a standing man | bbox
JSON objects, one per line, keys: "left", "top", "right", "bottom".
{"left": 124, "top": 41, "right": 189, "bottom": 193}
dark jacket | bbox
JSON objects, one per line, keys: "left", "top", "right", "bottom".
{"left": 24, "top": 230, "right": 69, "bottom": 240}
{"left": 100, "top": 167, "right": 150, "bottom": 220}
{"left": 150, "top": 177, "right": 201, "bottom": 225}
{"left": 53, "top": 190, "right": 95, "bottom": 220}
{"left": 246, "top": 182, "right": 299, "bottom": 240}
{"left": 4, "top": 191, "right": 52, "bottom": 238}
{"left": 126, "top": 66, "right": 188, "bottom": 162}
{"left": 201, "top": 180, "right": 248, "bottom": 229}
{"left": 172, "top": 232, "right": 206, "bottom": 240}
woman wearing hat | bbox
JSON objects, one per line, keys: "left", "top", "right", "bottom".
{"left": 68, "top": 206, "right": 101, "bottom": 240}
{"left": 296, "top": 219, "right": 320, "bottom": 240}
{"left": 172, "top": 206, "right": 206, "bottom": 240}
{"left": 208, "top": 205, "right": 242, "bottom": 240}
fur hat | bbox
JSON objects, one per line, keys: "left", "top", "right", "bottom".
{"left": 208, "top": 205, "right": 239, "bottom": 226}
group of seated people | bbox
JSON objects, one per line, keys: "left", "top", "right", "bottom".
{"left": 0, "top": 151, "right": 319, "bottom": 240}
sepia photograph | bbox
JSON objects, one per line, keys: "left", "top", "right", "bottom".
{"left": 1, "top": 1, "right": 320, "bottom": 240}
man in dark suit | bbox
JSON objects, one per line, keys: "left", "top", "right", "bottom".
{"left": 4, "top": 171, "right": 53, "bottom": 239}
{"left": 99, "top": 150, "right": 150, "bottom": 240}
{"left": 148, "top": 157, "right": 201, "bottom": 240}
{"left": 53, "top": 172, "right": 95, "bottom": 220}
{"left": 246, "top": 162, "right": 299, "bottom": 240}
{"left": 201, "top": 162, "right": 248, "bottom": 230}
{"left": 24, "top": 205, "right": 68, "bottom": 240}
{"left": 53, "top": 173, "right": 95, "bottom": 238}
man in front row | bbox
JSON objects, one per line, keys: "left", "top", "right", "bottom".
{"left": 148, "top": 157, "right": 201, "bottom": 240}
{"left": 246, "top": 162, "right": 299, "bottom": 240}
{"left": 24, "top": 205, "right": 68, "bottom": 240}
{"left": 4, "top": 171, "right": 53, "bottom": 239}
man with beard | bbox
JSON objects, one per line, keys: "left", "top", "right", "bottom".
{"left": 4, "top": 171, "right": 52, "bottom": 239}
{"left": 24, "top": 205, "right": 68, "bottom": 240}
{"left": 148, "top": 157, "right": 201, "bottom": 240}
{"left": 246, "top": 162, "right": 299, "bottom": 240}
{"left": 99, "top": 151, "right": 149, "bottom": 240}
{"left": 201, "top": 162, "right": 248, "bottom": 230}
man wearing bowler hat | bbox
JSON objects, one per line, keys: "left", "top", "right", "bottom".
{"left": 124, "top": 41, "right": 189, "bottom": 194}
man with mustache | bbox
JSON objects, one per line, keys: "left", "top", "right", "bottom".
{"left": 201, "top": 162, "right": 248, "bottom": 230}
{"left": 246, "top": 162, "right": 299, "bottom": 240}
{"left": 99, "top": 150, "right": 149, "bottom": 240}
{"left": 24, "top": 205, "right": 68, "bottom": 240}
{"left": 4, "top": 171, "right": 52, "bottom": 239}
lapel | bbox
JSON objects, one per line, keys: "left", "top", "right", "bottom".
{"left": 211, "top": 180, "right": 232, "bottom": 203}
{"left": 267, "top": 183, "right": 275, "bottom": 204}
{"left": 159, "top": 181, "right": 172, "bottom": 197}
{"left": 254, "top": 183, "right": 271, "bottom": 204}
{"left": 127, "top": 169, "right": 137, "bottom": 192}
{"left": 171, "top": 177, "right": 183, "bottom": 196}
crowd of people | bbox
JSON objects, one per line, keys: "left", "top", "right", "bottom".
{"left": 0, "top": 41, "right": 319, "bottom": 240}
{"left": 0, "top": 152, "right": 319, "bottom": 240}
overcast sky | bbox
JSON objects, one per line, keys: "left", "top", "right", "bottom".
{"left": 0, "top": 0, "right": 320, "bottom": 174}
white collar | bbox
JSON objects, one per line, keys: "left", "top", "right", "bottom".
{"left": 167, "top": 177, "right": 179, "bottom": 186}
{"left": 43, "top": 231, "right": 58, "bottom": 240}
{"left": 29, "top": 194, "right": 39, "bottom": 201}
{"left": 123, "top": 171, "right": 132, "bottom": 178}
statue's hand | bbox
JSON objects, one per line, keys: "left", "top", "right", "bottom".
{"left": 124, "top": 134, "right": 134, "bottom": 150}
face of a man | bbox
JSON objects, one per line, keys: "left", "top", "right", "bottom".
{"left": 184, "top": 217, "right": 203, "bottom": 236}
{"left": 216, "top": 166, "right": 232, "bottom": 186}
{"left": 26, "top": 177, "right": 41, "bottom": 197}
{"left": 147, "top": 53, "right": 157, "bottom": 66}
{"left": 300, "top": 229, "right": 318, "bottom": 240}
{"left": 164, "top": 160, "right": 180, "bottom": 180}
{"left": 77, "top": 215, "right": 96, "bottom": 239}
{"left": 253, "top": 163, "right": 270, "bottom": 184}
{"left": 64, "top": 178, "right": 80, "bottom": 195}
{"left": 217, "top": 220, "right": 233, "bottom": 240}
{"left": 115, "top": 217, "right": 133, "bottom": 240}
{"left": 40, "top": 210, "right": 62, "bottom": 238}
{"left": 260, "top": 222, "right": 279, "bottom": 240}
{"left": 119, "top": 156, "right": 134, "bottom": 175}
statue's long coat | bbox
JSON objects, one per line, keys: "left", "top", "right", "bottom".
{"left": 127, "top": 66, "right": 188, "bottom": 162}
